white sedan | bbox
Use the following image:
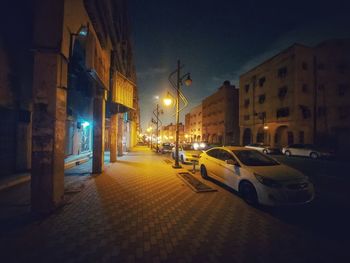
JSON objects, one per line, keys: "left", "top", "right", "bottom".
{"left": 244, "top": 143, "right": 280, "bottom": 154}
{"left": 199, "top": 146, "right": 314, "bottom": 206}
{"left": 172, "top": 144, "right": 202, "bottom": 163}
{"left": 282, "top": 144, "right": 333, "bottom": 159}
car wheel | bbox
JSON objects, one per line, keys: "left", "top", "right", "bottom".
{"left": 262, "top": 149, "right": 268, "bottom": 154}
{"left": 285, "top": 150, "right": 291, "bottom": 157}
{"left": 200, "top": 165, "right": 208, "bottom": 179}
{"left": 239, "top": 181, "right": 258, "bottom": 206}
{"left": 180, "top": 155, "right": 185, "bottom": 164}
{"left": 310, "top": 152, "right": 319, "bottom": 159}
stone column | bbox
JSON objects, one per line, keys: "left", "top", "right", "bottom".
{"left": 109, "top": 114, "right": 117, "bottom": 162}
{"left": 117, "top": 113, "right": 124, "bottom": 156}
{"left": 92, "top": 88, "right": 106, "bottom": 174}
{"left": 31, "top": 53, "right": 67, "bottom": 214}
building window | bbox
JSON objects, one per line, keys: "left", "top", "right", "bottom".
{"left": 277, "top": 67, "right": 287, "bottom": 78}
{"left": 302, "top": 84, "right": 308, "bottom": 93}
{"left": 244, "top": 115, "right": 250, "bottom": 121}
{"left": 258, "top": 94, "right": 266, "bottom": 104}
{"left": 251, "top": 75, "right": 257, "bottom": 87}
{"left": 299, "top": 131, "right": 304, "bottom": 144}
{"left": 245, "top": 84, "right": 250, "bottom": 93}
{"left": 276, "top": 107, "right": 289, "bottom": 118}
{"left": 302, "top": 62, "right": 308, "bottom": 70}
{"left": 278, "top": 86, "right": 288, "bottom": 99}
{"left": 259, "top": 77, "right": 266, "bottom": 87}
{"left": 338, "top": 84, "right": 348, "bottom": 96}
{"left": 257, "top": 112, "right": 266, "bottom": 120}
{"left": 244, "top": 99, "right": 250, "bottom": 108}
{"left": 299, "top": 105, "right": 311, "bottom": 119}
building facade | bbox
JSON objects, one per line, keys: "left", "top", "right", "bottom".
{"left": 184, "top": 113, "right": 191, "bottom": 142}
{"left": 202, "top": 81, "right": 239, "bottom": 145}
{"left": 0, "top": 0, "right": 139, "bottom": 213}
{"left": 239, "top": 39, "right": 350, "bottom": 153}
{"left": 188, "top": 104, "right": 202, "bottom": 142}
{"left": 160, "top": 123, "right": 185, "bottom": 144}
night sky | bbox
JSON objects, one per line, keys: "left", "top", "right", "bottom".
{"left": 129, "top": 0, "right": 350, "bottom": 131}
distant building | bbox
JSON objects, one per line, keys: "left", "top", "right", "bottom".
{"left": 239, "top": 39, "right": 350, "bottom": 153}
{"left": 184, "top": 113, "right": 191, "bottom": 142}
{"left": 188, "top": 104, "right": 202, "bottom": 142}
{"left": 202, "top": 81, "right": 239, "bottom": 145}
{"left": 160, "top": 123, "right": 185, "bottom": 143}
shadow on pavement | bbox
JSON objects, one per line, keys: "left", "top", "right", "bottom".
{"left": 203, "top": 174, "right": 350, "bottom": 243}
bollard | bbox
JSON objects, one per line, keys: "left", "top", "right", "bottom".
{"left": 191, "top": 160, "right": 197, "bottom": 173}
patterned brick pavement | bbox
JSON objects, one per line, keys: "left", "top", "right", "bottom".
{"left": 1, "top": 146, "right": 349, "bottom": 262}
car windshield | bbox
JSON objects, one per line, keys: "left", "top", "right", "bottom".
{"left": 232, "top": 150, "right": 279, "bottom": 166}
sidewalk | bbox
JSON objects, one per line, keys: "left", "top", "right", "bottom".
{"left": 0, "top": 146, "right": 348, "bottom": 262}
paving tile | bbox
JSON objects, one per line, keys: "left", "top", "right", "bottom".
{"left": 0, "top": 146, "right": 349, "bottom": 262}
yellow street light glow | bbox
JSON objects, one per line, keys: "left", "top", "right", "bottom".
{"left": 163, "top": 97, "right": 172, "bottom": 106}
{"left": 264, "top": 125, "right": 269, "bottom": 130}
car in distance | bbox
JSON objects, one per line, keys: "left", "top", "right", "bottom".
{"left": 199, "top": 146, "right": 314, "bottom": 206}
{"left": 244, "top": 143, "right": 280, "bottom": 154}
{"left": 172, "top": 143, "right": 205, "bottom": 163}
{"left": 159, "top": 143, "right": 173, "bottom": 154}
{"left": 282, "top": 144, "right": 333, "bottom": 159}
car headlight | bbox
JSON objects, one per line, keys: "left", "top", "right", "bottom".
{"left": 199, "top": 143, "right": 206, "bottom": 149}
{"left": 254, "top": 173, "right": 282, "bottom": 188}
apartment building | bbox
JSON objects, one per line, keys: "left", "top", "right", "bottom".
{"left": 202, "top": 81, "right": 239, "bottom": 145}
{"left": 239, "top": 39, "right": 350, "bottom": 152}
{"left": 160, "top": 123, "right": 185, "bottom": 143}
{"left": 188, "top": 104, "right": 202, "bottom": 142}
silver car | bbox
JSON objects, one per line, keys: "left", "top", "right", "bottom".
{"left": 172, "top": 144, "right": 202, "bottom": 164}
{"left": 282, "top": 144, "right": 333, "bottom": 159}
{"left": 244, "top": 143, "right": 280, "bottom": 154}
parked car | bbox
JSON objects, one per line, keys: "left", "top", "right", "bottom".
{"left": 159, "top": 143, "right": 173, "bottom": 154}
{"left": 172, "top": 143, "right": 203, "bottom": 163}
{"left": 244, "top": 143, "right": 280, "bottom": 154}
{"left": 199, "top": 146, "right": 314, "bottom": 206}
{"left": 282, "top": 144, "right": 333, "bottom": 159}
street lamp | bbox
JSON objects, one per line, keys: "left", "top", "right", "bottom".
{"left": 165, "top": 60, "right": 192, "bottom": 169}
{"left": 163, "top": 95, "right": 173, "bottom": 107}
{"left": 152, "top": 100, "right": 163, "bottom": 153}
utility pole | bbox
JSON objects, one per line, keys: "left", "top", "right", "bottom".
{"left": 313, "top": 55, "right": 318, "bottom": 144}
{"left": 153, "top": 103, "right": 163, "bottom": 153}
{"left": 175, "top": 60, "right": 181, "bottom": 168}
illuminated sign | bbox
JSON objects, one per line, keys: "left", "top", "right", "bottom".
{"left": 112, "top": 72, "right": 135, "bottom": 109}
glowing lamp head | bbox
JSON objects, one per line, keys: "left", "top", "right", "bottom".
{"left": 163, "top": 97, "right": 173, "bottom": 106}
{"left": 184, "top": 74, "right": 192, "bottom": 86}
{"left": 82, "top": 121, "right": 90, "bottom": 128}
{"left": 264, "top": 125, "right": 269, "bottom": 130}
{"left": 78, "top": 25, "right": 89, "bottom": 36}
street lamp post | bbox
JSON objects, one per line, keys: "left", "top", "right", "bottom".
{"left": 166, "top": 60, "right": 192, "bottom": 169}
{"left": 152, "top": 102, "right": 163, "bottom": 153}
